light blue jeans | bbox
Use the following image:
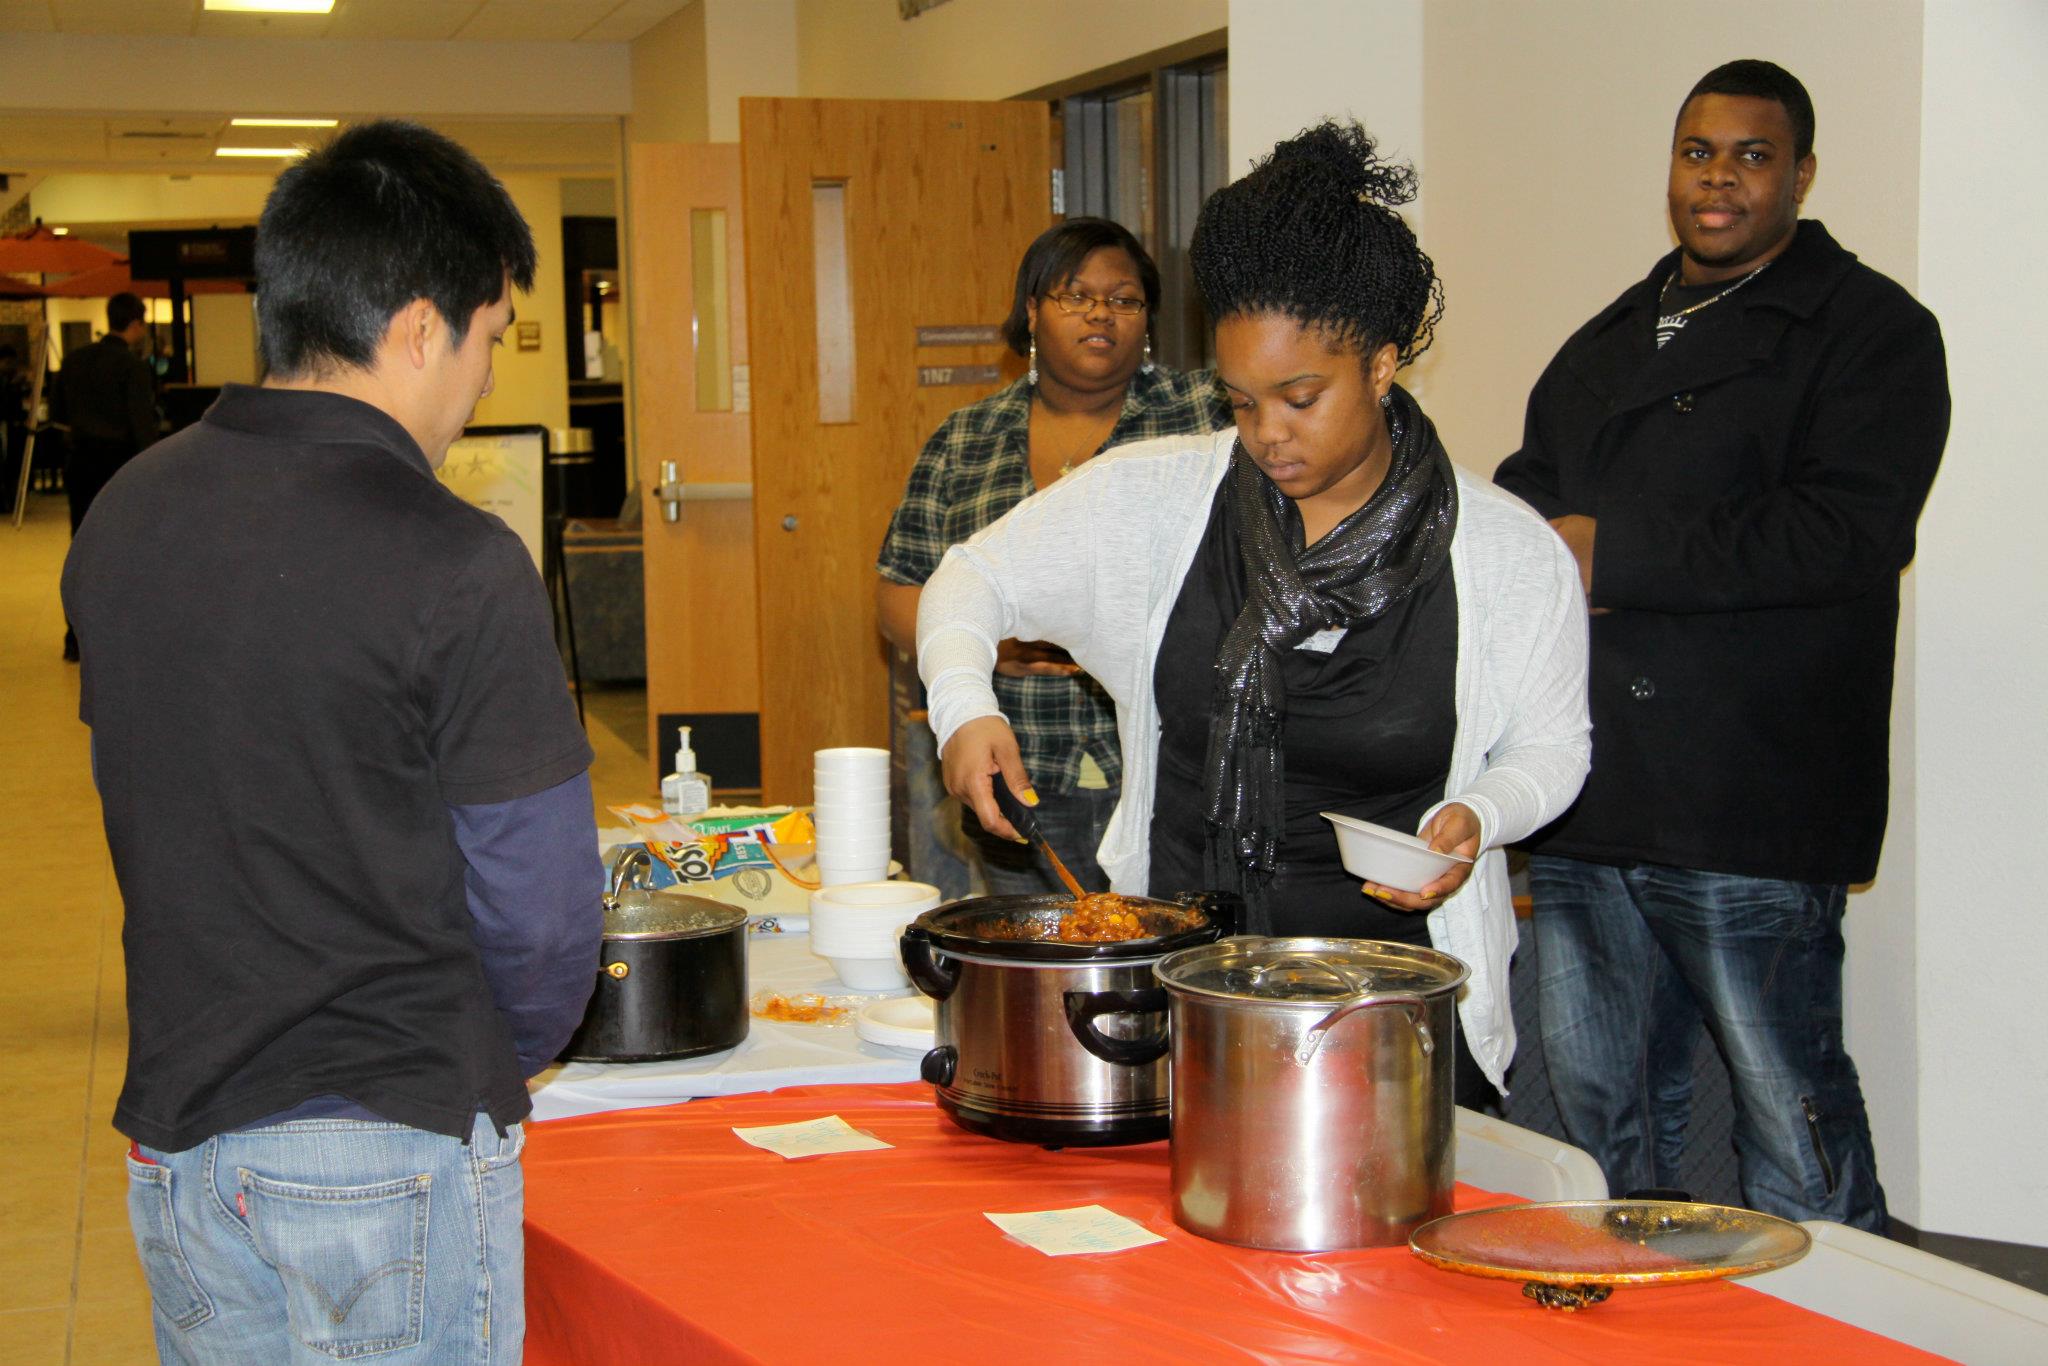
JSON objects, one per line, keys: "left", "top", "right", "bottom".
{"left": 126, "top": 1113, "right": 524, "bottom": 1365}
{"left": 1532, "top": 855, "right": 1887, "bottom": 1230}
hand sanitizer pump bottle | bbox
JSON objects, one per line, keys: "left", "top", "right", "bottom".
{"left": 661, "top": 727, "right": 712, "bottom": 821}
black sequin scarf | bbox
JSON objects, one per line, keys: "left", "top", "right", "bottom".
{"left": 1199, "top": 383, "right": 1458, "bottom": 928}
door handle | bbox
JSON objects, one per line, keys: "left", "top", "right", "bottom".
{"left": 655, "top": 460, "right": 683, "bottom": 523}
{"left": 648, "top": 466, "right": 754, "bottom": 526}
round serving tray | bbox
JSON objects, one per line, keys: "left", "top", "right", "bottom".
{"left": 1409, "top": 1200, "right": 1811, "bottom": 1311}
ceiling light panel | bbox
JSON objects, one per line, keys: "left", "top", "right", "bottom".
{"left": 203, "top": 1, "right": 336, "bottom": 13}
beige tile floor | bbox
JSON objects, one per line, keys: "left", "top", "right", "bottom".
{"left": 0, "top": 493, "right": 652, "bottom": 1365}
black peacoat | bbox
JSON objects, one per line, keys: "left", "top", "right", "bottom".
{"left": 1495, "top": 220, "right": 1948, "bottom": 885}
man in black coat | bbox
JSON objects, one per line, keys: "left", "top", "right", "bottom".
{"left": 54, "top": 290, "right": 159, "bottom": 658}
{"left": 1494, "top": 60, "right": 1948, "bottom": 1231}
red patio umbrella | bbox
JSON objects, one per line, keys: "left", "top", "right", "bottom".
{"left": 39, "top": 261, "right": 249, "bottom": 299}
{"left": 0, "top": 225, "right": 121, "bottom": 276}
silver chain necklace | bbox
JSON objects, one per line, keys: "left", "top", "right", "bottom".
{"left": 1655, "top": 258, "right": 1774, "bottom": 347}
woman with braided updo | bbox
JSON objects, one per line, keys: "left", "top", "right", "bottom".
{"left": 917, "top": 121, "right": 1590, "bottom": 1103}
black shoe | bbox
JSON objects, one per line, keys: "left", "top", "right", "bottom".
{"left": 63, "top": 632, "right": 78, "bottom": 662}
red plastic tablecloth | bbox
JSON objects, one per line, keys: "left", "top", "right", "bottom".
{"left": 522, "top": 1084, "right": 1945, "bottom": 1365}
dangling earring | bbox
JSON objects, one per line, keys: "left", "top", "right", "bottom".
{"left": 1028, "top": 335, "right": 1038, "bottom": 386}
{"left": 1140, "top": 338, "right": 1155, "bottom": 375}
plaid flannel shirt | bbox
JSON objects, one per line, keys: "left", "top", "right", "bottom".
{"left": 878, "top": 363, "right": 1232, "bottom": 795}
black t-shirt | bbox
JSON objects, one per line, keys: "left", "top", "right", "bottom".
{"left": 1150, "top": 487, "right": 1458, "bottom": 941}
{"left": 62, "top": 385, "right": 592, "bottom": 1150}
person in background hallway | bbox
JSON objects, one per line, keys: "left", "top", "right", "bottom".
{"left": 920, "top": 123, "right": 1591, "bottom": 1108}
{"left": 1494, "top": 60, "right": 1949, "bottom": 1229}
{"left": 876, "top": 218, "right": 1230, "bottom": 897}
{"left": 62, "top": 120, "right": 602, "bottom": 1364}
{"left": 52, "top": 291, "right": 158, "bottom": 658}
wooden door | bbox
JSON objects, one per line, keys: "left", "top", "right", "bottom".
{"left": 626, "top": 143, "right": 761, "bottom": 792}
{"left": 742, "top": 97, "right": 1052, "bottom": 804}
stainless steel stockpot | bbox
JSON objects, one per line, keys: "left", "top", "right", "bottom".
{"left": 1155, "top": 937, "right": 1470, "bottom": 1251}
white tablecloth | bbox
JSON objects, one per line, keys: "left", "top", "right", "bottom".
{"left": 526, "top": 931, "right": 924, "bottom": 1122}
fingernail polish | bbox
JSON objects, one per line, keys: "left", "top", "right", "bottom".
{"left": 1021, "top": 788, "right": 1040, "bottom": 806}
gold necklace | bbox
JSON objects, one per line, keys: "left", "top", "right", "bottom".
{"left": 1034, "top": 396, "right": 1122, "bottom": 479}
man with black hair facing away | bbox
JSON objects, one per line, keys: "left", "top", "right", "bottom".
{"left": 63, "top": 121, "right": 601, "bottom": 1363}
{"left": 52, "top": 291, "right": 157, "bottom": 658}
{"left": 1496, "top": 60, "right": 1948, "bottom": 1230}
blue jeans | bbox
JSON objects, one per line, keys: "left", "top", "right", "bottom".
{"left": 126, "top": 1113, "right": 524, "bottom": 1364}
{"left": 969, "top": 784, "right": 1118, "bottom": 896}
{"left": 1531, "top": 855, "right": 1887, "bottom": 1230}
{"left": 904, "top": 715, "right": 982, "bottom": 901}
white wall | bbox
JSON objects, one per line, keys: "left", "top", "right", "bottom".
{"left": 1911, "top": 2, "right": 2048, "bottom": 1245}
{"left": 630, "top": 1, "right": 710, "bottom": 143}
{"left": 29, "top": 175, "right": 272, "bottom": 227}
{"left": 795, "top": 0, "right": 1225, "bottom": 101}
{"left": 1227, "top": 0, "right": 1423, "bottom": 179}
{"left": 0, "top": 34, "right": 630, "bottom": 117}
{"left": 704, "top": 0, "right": 799, "bottom": 141}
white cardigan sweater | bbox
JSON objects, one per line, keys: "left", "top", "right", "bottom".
{"left": 918, "top": 427, "right": 1590, "bottom": 1088}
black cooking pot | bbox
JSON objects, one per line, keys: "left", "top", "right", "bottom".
{"left": 899, "top": 890, "right": 1236, "bottom": 1146}
{"left": 560, "top": 848, "right": 749, "bottom": 1063}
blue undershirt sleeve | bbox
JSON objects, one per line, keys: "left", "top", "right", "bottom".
{"left": 449, "top": 772, "right": 605, "bottom": 1077}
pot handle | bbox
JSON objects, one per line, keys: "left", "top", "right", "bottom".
{"left": 1294, "top": 991, "right": 1434, "bottom": 1067}
{"left": 1063, "top": 988, "right": 1170, "bottom": 1066}
{"left": 1169, "top": 889, "right": 1244, "bottom": 938}
{"left": 899, "top": 925, "right": 958, "bottom": 1001}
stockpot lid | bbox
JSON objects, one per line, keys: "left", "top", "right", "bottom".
{"left": 1155, "top": 936, "right": 1469, "bottom": 1005}
{"left": 602, "top": 888, "right": 748, "bottom": 941}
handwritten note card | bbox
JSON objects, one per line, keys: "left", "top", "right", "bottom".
{"left": 984, "top": 1205, "right": 1167, "bottom": 1257}
{"left": 732, "top": 1115, "right": 894, "bottom": 1160}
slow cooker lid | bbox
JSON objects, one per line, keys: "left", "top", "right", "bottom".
{"left": 602, "top": 890, "right": 748, "bottom": 940}
{"left": 912, "top": 894, "right": 1217, "bottom": 961}
{"left": 1156, "top": 936, "right": 1469, "bottom": 1002}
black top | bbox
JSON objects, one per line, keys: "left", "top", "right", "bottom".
{"left": 62, "top": 385, "right": 593, "bottom": 1150}
{"left": 1150, "top": 486, "right": 1458, "bottom": 941}
{"left": 54, "top": 333, "right": 158, "bottom": 451}
{"left": 1495, "top": 221, "right": 1949, "bottom": 883}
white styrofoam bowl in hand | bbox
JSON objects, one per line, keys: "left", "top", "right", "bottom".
{"left": 1320, "top": 812, "right": 1472, "bottom": 894}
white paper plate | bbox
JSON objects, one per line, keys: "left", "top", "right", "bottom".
{"left": 856, "top": 993, "right": 936, "bottom": 1052}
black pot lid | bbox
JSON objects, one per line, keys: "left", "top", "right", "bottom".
{"left": 1156, "top": 936, "right": 1469, "bottom": 1003}
{"left": 602, "top": 889, "right": 747, "bottom": 941}
{"left": 906, "top": 893, "right": 1221, "bottom": 962}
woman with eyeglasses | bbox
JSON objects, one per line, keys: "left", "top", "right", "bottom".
{"left": 877, "top": 218, "right": 1231, "bottom": 896}
{"left": 915, "top": 124, "right": 1591, "bottom": 1106}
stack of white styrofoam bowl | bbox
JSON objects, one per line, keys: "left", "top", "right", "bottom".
{"left": 809, "top": 881, "right": 941, "bottom": 991}
{"left": 813, "top": 747, "right": 891, "bottom": 886}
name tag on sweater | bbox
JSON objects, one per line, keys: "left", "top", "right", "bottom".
{"left": 1295, "top": 627, "right": 1348, "bottom": 655}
